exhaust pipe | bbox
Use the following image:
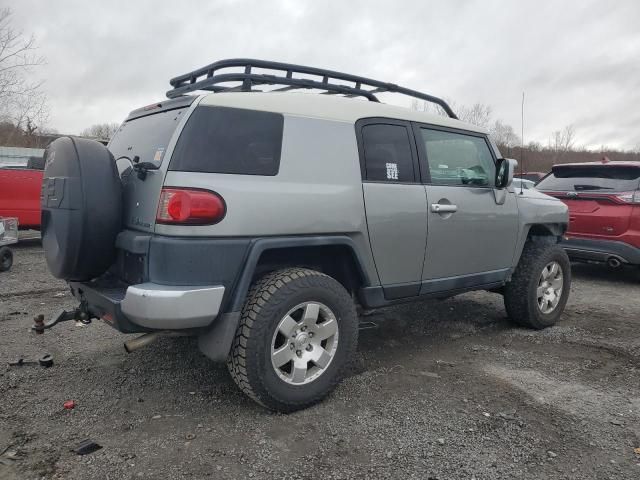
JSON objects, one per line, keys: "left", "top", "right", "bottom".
{"left": 606, "top": 257, "right": 622, "bottom": 269}
{"left": 124, "top": 331, "right": 189, "bottom": 353}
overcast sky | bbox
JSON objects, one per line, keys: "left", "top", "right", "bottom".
{"left": 11, "top": 0, "right": 640, "bottom": 150}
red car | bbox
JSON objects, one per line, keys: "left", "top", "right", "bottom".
{"left": 0, "top": 162, "right": 43, "bottom": 229}
{"left": 537, "top": 160, "right": 640, "bottom": 269}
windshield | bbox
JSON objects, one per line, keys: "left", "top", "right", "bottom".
{"left": 536, "top": 165, "right": 640, "bottom": 192}
{"left": 109, "top": 107, "right": 188, "bottom": 167}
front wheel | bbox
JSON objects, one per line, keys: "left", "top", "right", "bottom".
{"left": 504, "top": 241, "right": 571, "bottom": 329}
{"left": 227, "top": 268, "right": 358, "bottom": 412}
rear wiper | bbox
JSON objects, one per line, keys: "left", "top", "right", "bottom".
{"left": 131, "top": 156, "right": 159, "bottom": 180}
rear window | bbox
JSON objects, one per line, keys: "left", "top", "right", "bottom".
{"left": 109, "top": 107, "right": 188, "bottom": 167}
{"left": 537, "top": 165, "right": 640, "bottom": 192}
{"left": 169, "top": 106, "right": 284, "bottom": 176}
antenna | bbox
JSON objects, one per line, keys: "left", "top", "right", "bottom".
{"left": 520, "top": 91, "right": 525, "bottom": 195}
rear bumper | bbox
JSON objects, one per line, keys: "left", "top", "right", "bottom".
{"left": 121, "top": 283, "right": 224, "bottom": 329}
{"left": 70, "top": 229, "right": 252, "bottom": 332}
{"left": 560, "top": 237, "right": 640, "bottom": 265}
{"left": 70, "top": 280, "right": 225, "bottom": 332}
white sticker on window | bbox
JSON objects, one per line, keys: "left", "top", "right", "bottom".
{"left": 386, "top": 162, "right": 399, "bottom": 180}
{"left": 153, "top": 148, "right": 165, "bottom": 162}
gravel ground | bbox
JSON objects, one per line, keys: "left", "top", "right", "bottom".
{"left": 1, "top": 240, "right": 640, "bottom": 479}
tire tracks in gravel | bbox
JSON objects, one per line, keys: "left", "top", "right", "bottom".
{"left": 0, "top": 287, "right": 67, "bottom": 300}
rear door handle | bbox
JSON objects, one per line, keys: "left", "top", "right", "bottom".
{"left": 431, "top": 203, "right": 458, "bottom": 213}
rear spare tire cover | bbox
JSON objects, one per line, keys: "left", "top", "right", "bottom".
{"left": 41, "top": 137, "right": 122, "bottom": 281}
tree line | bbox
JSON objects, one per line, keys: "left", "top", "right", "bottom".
{"left": 412, "top": 99, "right": 640, "bottom": 173}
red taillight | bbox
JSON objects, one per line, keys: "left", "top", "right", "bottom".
{"left": 613, "top": 191, "right": 640, "bottom": 205}
{"left": 156, "top": 188, "right": 226, "bottom": 225}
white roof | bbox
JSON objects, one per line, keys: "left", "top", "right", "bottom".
{"left": 199, "top": 92, "right": 486, "bottom": 134}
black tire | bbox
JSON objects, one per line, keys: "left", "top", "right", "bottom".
{"left": 504, "top": 241, "right": 571, "bottom": 329}
{"left": 227, "top": 268, "right": 358, "bottom": 412}
{"left": 0, "top": 246, "right": 13, "bottom": 271}
{"left": 41, "top": 137, "right": 122, "bottom": 281}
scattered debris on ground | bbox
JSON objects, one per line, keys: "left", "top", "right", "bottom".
{"left": 1, "top": 242, "right": 639, "bottom": 479}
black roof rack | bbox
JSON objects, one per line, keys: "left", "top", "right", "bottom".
{"left": 166, "top": 58, "right": 457, "bottom": 119}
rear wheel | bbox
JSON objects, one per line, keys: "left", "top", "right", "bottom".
{"left": 227, "top": 268, "right": 358, "bottom": 412}
{"left": 504, "top": 241, "right": 571, "bottom": 329}
{"left": 0, "top": 247, "right": 13, "bottom": 271}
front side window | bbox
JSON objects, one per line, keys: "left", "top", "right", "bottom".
{"left": 361, "top": 124, "right": 415, "bottom": 183}
{"left": 169, "top": 106, "right": 284, "bottom": 175}
{"left": 420, "top": 129, "right": 495, "bottom": 187}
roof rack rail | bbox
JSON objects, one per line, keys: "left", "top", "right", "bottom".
{"left": 166, "top": 58, "right": 458, "bottom": 119}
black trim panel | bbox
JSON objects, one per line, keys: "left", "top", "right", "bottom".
{"left": 71, "top": 234, "right": 373, "bottom": 334}
{"left": 420, "top": 269, "right": 509, "bottom": 295}
{"left": 228, "top": 235, "right": 372, "bottom": 312}
{"left": 561, "top": 237, "right": 640, "bottom": 265}
{"left": 360, "top": 281, "right": 506, "bottom": 309}
{"left": 359, "top": 269, "right": 509, "bottom": 308}
{"left": 383, "top": 281, "right": 420, "bottom": 300}
{"left": 107, "top": 231, "right": 372, "bottom": 318}
{"left": 69, "top": 280, "right": 152, "bottom": 334}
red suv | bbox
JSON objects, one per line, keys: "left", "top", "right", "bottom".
{"left": 536, "top": 160, "right": 640, "bottom": 269}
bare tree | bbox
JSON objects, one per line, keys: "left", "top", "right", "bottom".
{"left": 411, "top": 99, "right": 493, "bottom": 128}
{"left": 411, "top": 97, "right": 458, "bottom": 116}
{"left": 80, "top": 122, "right": 120, "bottom": 140}
{"left": 457, "top": 103, "right": 492, "bottom": 128}
{"left": 549, "top": 125, "right": 575, "bottom": 153}
{"left": 489, "top": 120, "right": 520, "bottom": 151}
{"left": 0, "top": 8, "right": 48, "bottom": 135}
{"left": 527, "top": 141, "right": 542, "bottom": 152}
{"left": 410, "top": 98, "right": 448, "bottom": 115}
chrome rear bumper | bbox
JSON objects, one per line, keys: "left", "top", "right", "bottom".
{"left": 120, "top": 283, "right": 225, "bottom": 329}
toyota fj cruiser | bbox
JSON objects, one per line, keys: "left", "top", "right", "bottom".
{"left": 40, "top": 59, "right": 570, "bottom": 412}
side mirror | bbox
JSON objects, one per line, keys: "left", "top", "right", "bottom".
{"left": 495, "top": 158, "right": 517, "bottom": 189}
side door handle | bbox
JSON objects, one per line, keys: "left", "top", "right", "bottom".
{"left": 431, "top": 203, "right": 458, "bottom": 214}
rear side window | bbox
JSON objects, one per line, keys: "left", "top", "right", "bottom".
{"left": 361, "top": 124, "right": 415, "bottom": 182}
{"left": 169, "top": 106, "right": 284, "bottom": 175}
{"left": 537, "top": 166, "right": 640, "bottom": 192}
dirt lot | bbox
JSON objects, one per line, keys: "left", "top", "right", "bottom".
{"left": 1, "top": 240, "right": 639, "bottom": 480}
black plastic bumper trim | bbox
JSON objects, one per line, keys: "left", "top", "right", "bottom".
{"left": 69, "top": 281, "right": 152, "bottom": 334}
{"left": 561, "top": 237, "right": 640, "bottom": 265}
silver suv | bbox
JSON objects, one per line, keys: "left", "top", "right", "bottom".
{"left": 40, "top": 59, "right": 570, "bottom": 412}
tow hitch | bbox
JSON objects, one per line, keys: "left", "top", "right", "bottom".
{"left": 32, "top": 303, "right": 93, "bottom": 333}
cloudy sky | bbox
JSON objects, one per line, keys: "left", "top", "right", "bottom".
{"left": 10, "top": 0, "right": 640, "bottom": 150}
